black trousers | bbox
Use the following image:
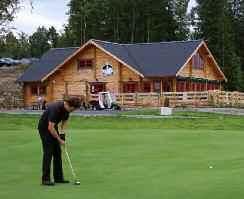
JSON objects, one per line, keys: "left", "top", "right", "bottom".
{"left": 38, "top": 129, "right": 64, "bottom": 182}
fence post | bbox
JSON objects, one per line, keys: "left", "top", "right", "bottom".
{"left": 121, "top": 94, "right": 124, "bottom": 106}
{"left": 135, "top": 93, "right": 138, "bottom": 106}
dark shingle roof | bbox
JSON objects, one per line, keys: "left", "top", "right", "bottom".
{"left": 17, "top": 47, "right": 79, "bottom": 82}
{"left": 17, "top": 39, "right": 203, "bottom": 82}
{"left": 93, "top": 39, "right": 203, "bottom": 77}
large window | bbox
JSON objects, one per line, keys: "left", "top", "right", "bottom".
{"left": 31, "top": 85, "right": 47, "bottom": 96}
{"left": 143, "top": 82, "right": 151, "bottom": 92}
{"left": 193, "top": 52, "right": 204, "bottom": 69}
{"left": 31, "top": 86, "right": 38, "bottom": 95}
{"left": 153, "top": 80, "right": 161, "bottom": 93}
{"left": 162, "top": 80, "right": 172, "bottom": 92}
{"left": 123, "top": 82, "right": 138, "bottom": 93}
{"left": 186, "top": 81, "right": 191, "bottom": 91}
{"left": 78, "top": 59, "right": 93, "bottom": 70}
{"left": 207, "top": 82, "right": 219, "bottom": 90}
{"left": 39, "top": 86, "right": 47, "bottom": 95}
{"left": 176, "top": 80, "right": 186, "bottom": 92}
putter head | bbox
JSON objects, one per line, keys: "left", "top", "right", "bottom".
{"left": 74, "top": 180, "right": 80, "bottom": 185}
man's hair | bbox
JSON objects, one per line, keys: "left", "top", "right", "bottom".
{"left": 65, "top": 96, "right": 81, "bottom": 109}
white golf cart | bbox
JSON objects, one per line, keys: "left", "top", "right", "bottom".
{"left": 89, "top": 92, "right": 121, "bottom": 110}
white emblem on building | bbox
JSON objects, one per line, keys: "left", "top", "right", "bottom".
{"left": 102, "top": 63, "right": 113, "bottom": 76}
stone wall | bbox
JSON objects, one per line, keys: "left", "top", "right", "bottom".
{"left": 0, "top": 65, "right": 27, "bottom": 109}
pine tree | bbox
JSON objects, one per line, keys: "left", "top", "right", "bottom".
{"left": 29, "top": 26, "right": 50, "bottom": 58}
{"left": 66, "top": 0, "right": 179, "bottom": 43}
{"left": 172, "top": 0, "right": 190, "bottom": 40}
{"left": 195, "top": 0, "right": 242, "bottom": 91}
{"left": 48, "top": 26, "right": 59, "bottom": 48}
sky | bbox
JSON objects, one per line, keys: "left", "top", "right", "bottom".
{"left": 10, "top": 0, "right": 197, "bottom": 35}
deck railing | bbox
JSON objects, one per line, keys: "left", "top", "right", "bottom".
{"left": 90, "top": 90, "right": 244, "bottom": 107}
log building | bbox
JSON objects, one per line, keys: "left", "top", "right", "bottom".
{"left": 17, "top": 39, "right": 227, "bottom": 107}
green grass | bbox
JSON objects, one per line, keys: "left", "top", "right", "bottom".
{"left": 119, "top": 108, "right": 223, "bottom": 117}
{"left": 1, "top": 112, "right": 244, "bottom": 199}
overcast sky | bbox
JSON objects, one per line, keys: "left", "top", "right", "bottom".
{"left": 11, "top": 0, "right": 197, "bottom": 35}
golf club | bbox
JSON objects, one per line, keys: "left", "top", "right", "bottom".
{"left": 63, "top": 146, "right": 80, "bottom": 185}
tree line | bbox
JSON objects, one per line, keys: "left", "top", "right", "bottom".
{"left": 0, "top": 0, "right": 244, "bottom": 91}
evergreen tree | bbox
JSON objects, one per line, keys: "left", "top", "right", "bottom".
{"left": 3, "top": 32, "right": 19, "bottom": 58}
{"left": 172, "top": 0, "right": 190, "bottom": 40}
{"left": 194, "top": 0, "right": 242, "bottom": 91}
{"left": 48, "top": 26, "right": 59, "bottom": 48}
{"left": 29, "top": 26, "right": 50, "bottom": 57}
{"left": 17, "top": 32, "right": 31, "bottom": 58}
{"left": 58, "top": 25, "right": 78, "bottom": 47}
{"left": 66, "top": 0, "right": 180, "bottom": 43}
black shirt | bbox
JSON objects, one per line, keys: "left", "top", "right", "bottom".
{"left": 38, "top": 101, "right": 69, "bottom": 132}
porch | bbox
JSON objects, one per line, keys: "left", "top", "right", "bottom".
{"left": 90, "top": 90, "right": 244, "bottom": 108}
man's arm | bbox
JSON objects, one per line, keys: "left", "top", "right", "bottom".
{"left": 60, "top": 120, "right": 68, "bottom": 134}
{"left": 48, "top": 122, "right": 65, "bottom": 145}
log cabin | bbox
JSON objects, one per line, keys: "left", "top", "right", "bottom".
{"left": 17, "top": 39, "right": 227, "bottom": 107}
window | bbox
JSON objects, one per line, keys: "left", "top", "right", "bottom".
{"left": 123, "top": 82, "right": 138, "bottom": 93}
{"left": 162, "top": 80, "right": 172, "bottom": 92}
{"left": 143, "top": 82, "right": 151, "bottom": 92}
{"left": 215, "top": 83, "right": 220, "bottom": 90}
{"left": 197, "top": 82, "right": 201, "bottom": 91}
{"left": 153, "top": 80, "right": 161, "bottom": 93}
{"left": 177, "top": 80, "right": 186, "bottom": 92}
{"left": 31, "top": 86, "right": 38, "bottom": 95}
{"left": 192, "top": 82, "right": 197, "bottom": 91}
{"left": 193, "top": 53, "right": 204, "bottom": 69}
{"left": 78, "top": 59, "right": 93, "bottom": 70}
{"left": 39, "top": 86, "right": 47, "bottom": 95}
{"left": 90, "top": 83, "right": 106, "bottom": 94}
{"left": 207, "top": 83, "right": 214, "bottom": 90}
{"left": 201, "top": 82, "right": 206, "bottom": 91}
{"left": 86, "top": 60, "right": 93, "bottom": 67}
{"left": 186, "top": 81, "right": 191, "bottom": 91}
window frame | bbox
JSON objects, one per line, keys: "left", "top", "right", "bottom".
{"left": 78, "top": 59, "right": 94, "bottom": 70}
{"left": 153, "top": 80, "right": 161, "bottom": 93}
{"left": 31, "top": 86, "right": 38, "bottom": 96}
{"left": 192, "top": 52, "right": 204, "bottom": 70}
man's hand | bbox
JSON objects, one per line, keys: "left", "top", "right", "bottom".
{"left": 60, "top": 133, "right": 65, "bottom": 141}
{"left": 58, "top": 138, "right": 65, "bottom": 146}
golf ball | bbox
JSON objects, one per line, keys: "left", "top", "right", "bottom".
{"left": 209, "top": 166, "right": 213, "bottom": 169}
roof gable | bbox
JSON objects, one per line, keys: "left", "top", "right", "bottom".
{"left": 176, "top": 41, "right": 227, "bottom": 81}
{"left": 17, "top": 47, "right": 79, "bottom": 82}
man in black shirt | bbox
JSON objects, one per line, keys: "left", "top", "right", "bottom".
{"left": 38, "top": 97, "right": 81, "bottom": 186}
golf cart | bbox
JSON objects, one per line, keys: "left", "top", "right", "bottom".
{"left": 89, "top": 92, "right": 121, "bottom": 110}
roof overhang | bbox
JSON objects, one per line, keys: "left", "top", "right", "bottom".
{"left": 41, "top": 39, "right": 144, "bottom": 82}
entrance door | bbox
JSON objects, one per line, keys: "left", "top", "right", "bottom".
{"left": 90, "top": 83, "right": 106, "bottom": 94}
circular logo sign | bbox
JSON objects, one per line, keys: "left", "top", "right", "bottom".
{"left": 102, "top": 63, "right": 113, "bottom": 76}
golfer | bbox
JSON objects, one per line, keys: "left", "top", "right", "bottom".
{"left": 38, "top": 97, "right": 81, "bottom": 186}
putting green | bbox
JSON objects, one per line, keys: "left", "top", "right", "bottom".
{"left": 0, "top": 113, "right": 244, "bottom": 199}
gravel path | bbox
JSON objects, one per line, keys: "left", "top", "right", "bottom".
{"left": 1, "top": 108, "right": 244, "bottom": 117}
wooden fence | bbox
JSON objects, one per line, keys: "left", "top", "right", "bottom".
{"left": 90, "top": 90, "right": 244, "bottom": 107}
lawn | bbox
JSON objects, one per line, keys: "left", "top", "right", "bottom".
{"left": 0, "top": 112, "right": 244, "bottom": 199}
